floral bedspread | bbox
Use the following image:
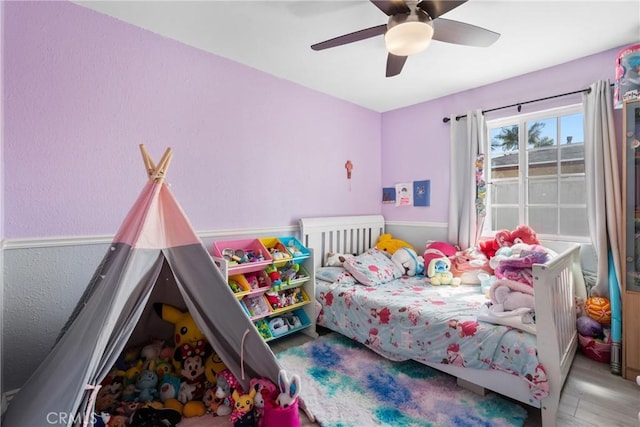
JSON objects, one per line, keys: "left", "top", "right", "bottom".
{"left": 316, "top": 276, "right": 549, "bottom": 400}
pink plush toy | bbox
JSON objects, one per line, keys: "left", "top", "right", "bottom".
{"left": 509, "top": 225, "right": 539, "bottom": 245}
{"left": 423, "top": 241, "right": 457, "bottom": 270}
{"left": 478, "top": 229, "right": 511, "bottom": 259}
{"left": 478, "top": 225, "right": 539, "bottom": 259}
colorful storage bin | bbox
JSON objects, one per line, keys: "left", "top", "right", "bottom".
{"left": 211, "top": 238, "right": 272, "bottom": 275}
{"left": 277, "top": 264, "right": 310, "bottom": 291}
{"left": 266, "top": 308, "right": 310, "bottom": 338}
{"left": 241, "top": 295, "right": 272, "bottom": 320}
{"left": 243, "top": 270, "right": 272, "bottom": 297}
{"left": 278, "top": 236, "right": 310, "bottom": 264}
{"left": 260, "top": 237, "right": 293, "bottom": 267}
{"left": 265, "top": 287, "right": 310, "bottom": 313}
{"left": 254, "top": 319, "right": 273, "bottom": 340}
{"left": 228, "top": 274, "right": 251, "bottom": 299}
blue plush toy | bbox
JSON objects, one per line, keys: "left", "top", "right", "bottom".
{"left": 136, "top": 365, "right": 159, "bottom": 402}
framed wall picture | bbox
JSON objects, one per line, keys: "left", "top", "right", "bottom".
{"left": 413, "top": 180, "right": 430, "bottom": 207}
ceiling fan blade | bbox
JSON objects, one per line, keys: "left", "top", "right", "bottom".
{"left": 417, "top": 0, "right": 467, "bottom": 19}
{"left": 370, "top": 0, "right": 410, "bottom": 16}
{"left": 386, "top": 53, "right": 407, "bottom": 77}
{"left": 432, "top": 18, "right": 500, "bottom": 47}
{"left": 311, "top": 24, "right": 387, "bottom": 50}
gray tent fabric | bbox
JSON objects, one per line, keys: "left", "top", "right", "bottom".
{"left": 3, "top": 174, "right": 284, "bottom": 427}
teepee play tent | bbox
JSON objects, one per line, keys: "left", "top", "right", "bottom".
{"left": 3, "top": 146, "right": 284, "bottom": 426}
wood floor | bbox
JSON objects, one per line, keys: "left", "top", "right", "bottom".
{"left": 270, "top": 330, "right": 640, "bottom": 427}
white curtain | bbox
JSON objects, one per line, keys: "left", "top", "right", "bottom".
{"left": 583, "top": 80, "right": 623, "bottom": 297}
{"left": 448, "top": 109, "right": 486, "bottom": 250}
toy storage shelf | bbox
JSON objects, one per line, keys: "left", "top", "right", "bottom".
{"left": 212, "top": 240, "right": 317, "bottom": 343}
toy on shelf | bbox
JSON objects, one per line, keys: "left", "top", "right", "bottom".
{"left": 269, "top": 317, "right": 289, "bottom": 336}
{"left": 279, "top": 236, "right": 310, "bottom": 264}
{"left": 221, "top": 248, "right": 265, "bottom": 265}
{"left": 287, "top": 241, "right": 303, "bottom": 257}
{"left": 243, "top": 295, "right": 271, "bottom": 318}
{"left": 265, "top": 290, "right": 285, "bottom": 310}
{"left": 254, "top": 319, "right": 273, "bottom": 340}
{"left": 265, "top": 264, "right": 282, "bottom": 288}
{"left": 266, "top": 287, "right": 306, "bottom": 311}
{"left": 280, "top": 263, "right": 300, "bottom": 284}
{"left": 282, "top": 312, "right": 302, "bottom": 329}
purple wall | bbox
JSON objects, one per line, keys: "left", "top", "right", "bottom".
{"left": 3, "top": 1, "right": 381, "bottom": 239}
{"left": 381, "top": 47, "right": 625, "bottom": 222}
{"left": 3, "top": 1, "right": 629, "bottom": 239}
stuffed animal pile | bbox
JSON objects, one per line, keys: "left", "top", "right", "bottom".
{"left": 576, "top": 296, "right": 612, "bottom": 363}
{"left": 94, "top": 304, "right": 290, "bottom": 427}
{"left": 478, "top": 225, "right": 539, "bottom": 259}
{"left": 95, "top": 304, "right": 232, "bottom": 426}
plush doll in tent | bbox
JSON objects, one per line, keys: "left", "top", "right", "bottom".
{"left": 154, "top": 303, "right": 211, "bottom": 418}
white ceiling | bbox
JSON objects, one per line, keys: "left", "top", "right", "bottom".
{"left": 75, "top": 0, "right": 640, "bottom": 112}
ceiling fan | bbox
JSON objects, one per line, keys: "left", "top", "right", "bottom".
{"left": 310, "top": 0, "right": 500, "bottom": 77}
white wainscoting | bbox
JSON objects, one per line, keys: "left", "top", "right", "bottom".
{"left": 1, "top": 220, "right": 593, "bottom": 394}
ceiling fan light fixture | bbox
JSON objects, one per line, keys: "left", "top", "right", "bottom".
{"left": 384, "top": 9, "right": 433, "bottom": 56}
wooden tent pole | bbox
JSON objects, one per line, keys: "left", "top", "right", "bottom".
{"left": 150, "top": 147, "right": 173, "bottom": 182}
{"left": 139, "top": 144, "right": 172, "bottom": 182}
{"left": 139, "top": 144, "right": 156, "bottom": 179}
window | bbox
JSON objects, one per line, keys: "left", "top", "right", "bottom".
{"left": 485, "top": 105, "right": 588, "bottom": 240}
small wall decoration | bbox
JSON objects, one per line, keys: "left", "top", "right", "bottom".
{"left": 614, "top": 44, "right": 640, "bottom": 109}
{"left": 382, "top": 188, "right": 396, "bottom": 204}
{"left": 413, "top": 180, "right": 430, "bottom": 207}
{"left": 395, "top": 183, "right": 413, "bottom": 206}
{"left": 345, "top": 160, "right": 353, "bottom": 191}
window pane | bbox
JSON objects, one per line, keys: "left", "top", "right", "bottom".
{"left": 491, "top": 156, "right": 519, "bottom": 178}
{"left": 491, "top": 207, "right": 518, "bottom": 231}
{"left": 487, "top": 106, "right": 587, "bottom": 237}
{"left": 527, "top": 119, "right": 556, "bottom": 149}
{"left": 560, "top": 207, "right": 589, "bottom": 236}
{"left": 529, "top": 207, "right": 558, "bottom": 234}
{"left": 560, "top": 143, "right": 585, "bottom": 173}
{"left": 528, "top": 178, "right": 558, "bottom": 204}
{"left": 528, "top": 147, "right": 558, "bottom": 176}
{"left": 559, "top": 177, "right": 586, "bottom": 204}
{"left": 492, "top": 180, "right": 519, "bottom": 204}
{"left": 560, "top": 113, "right": 584, "bottom": 145}
{"left": 491, "top": 125, "right": 519, "bottom": 152}
{"left": 490, "top": 126, "right": 519, "bottom": 178}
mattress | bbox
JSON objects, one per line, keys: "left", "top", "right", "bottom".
{"left": 315, "top": 275, "right": 549, "bottom": 399}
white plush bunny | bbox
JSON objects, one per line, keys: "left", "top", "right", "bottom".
{"left": 276, "top": 369, "right": 300, "bottom": 408}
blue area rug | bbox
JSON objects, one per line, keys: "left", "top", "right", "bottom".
{"left": 276, "top": 332, "right": 527, "bottom": 427}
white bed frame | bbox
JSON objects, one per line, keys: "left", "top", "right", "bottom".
{"left": 300, "top": 214, "right": 582, "bottom": 427}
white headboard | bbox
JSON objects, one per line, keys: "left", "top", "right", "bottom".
{"left": 299, "top": 215, "right": 385, "bottom": 268}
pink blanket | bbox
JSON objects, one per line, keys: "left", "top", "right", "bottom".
{"left": 494, "top": 249, "right": 548, "bottom": 286}
{"left": 489, "top": 278, "right": 535, "bottom": 311}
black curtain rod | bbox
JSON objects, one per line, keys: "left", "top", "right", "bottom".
{"left": 442, "top": 83, "right": 614, "bottom": 123}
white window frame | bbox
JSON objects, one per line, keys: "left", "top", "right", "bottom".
{"left": 484, "top": 103, "right": 590, "bottom": 243}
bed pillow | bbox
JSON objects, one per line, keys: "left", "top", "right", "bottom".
{"left": 343, "top": 248, "right": 404, "bottom": 286}
{"left": 316, "top": 267, "right": 357, "bottom": 285}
